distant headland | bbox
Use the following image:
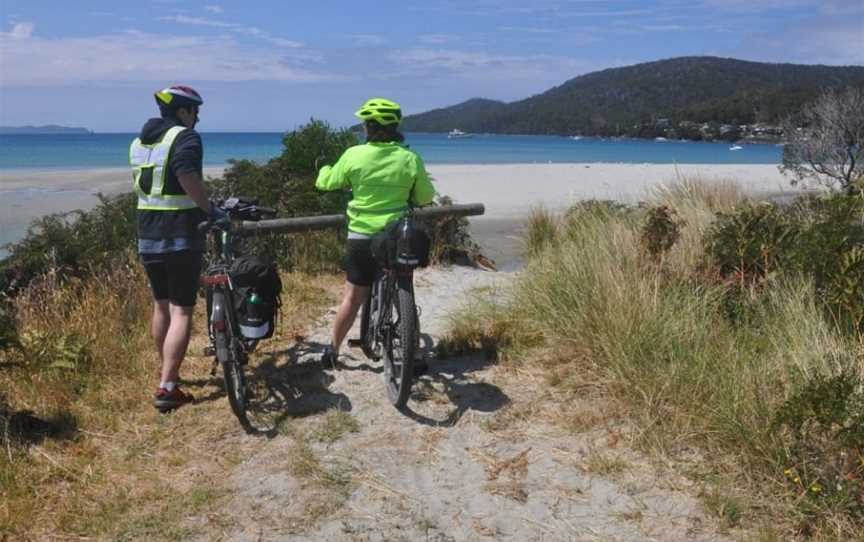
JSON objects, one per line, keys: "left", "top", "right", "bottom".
{"left": 0, "top": 125, "right": 93, "bottom": 135}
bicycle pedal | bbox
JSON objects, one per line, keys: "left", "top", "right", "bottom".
{"left": 203, "top": 345, "right": 215, "bottom": 356}
{"left": 347, "top": 339, "right": 363, "bottom": 348}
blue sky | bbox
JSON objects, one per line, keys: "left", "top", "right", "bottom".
{"left": 1, "top": 0, "right": 862, "bottom": 132}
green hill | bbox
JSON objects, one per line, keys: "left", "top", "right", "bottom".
{"left": 401, "top": 56, "right": 864, "bottom": 137}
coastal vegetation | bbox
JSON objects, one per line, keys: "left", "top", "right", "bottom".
{"left": 401, "top": 56, "right": 864, "bottom": 140}
{"left": 439, "top": 181, "right": 864, "bottom": 539}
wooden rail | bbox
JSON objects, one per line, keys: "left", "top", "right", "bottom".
{"left": 237, "top": 203, "right": 485, "bottom": 235}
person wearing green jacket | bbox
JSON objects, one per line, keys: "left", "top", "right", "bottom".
{"left": 315, "top": 97, "right": 436, "bottom": 366}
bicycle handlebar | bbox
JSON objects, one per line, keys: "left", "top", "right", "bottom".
{"left": 198, "top": 199, "right": 278, "bottom": 232}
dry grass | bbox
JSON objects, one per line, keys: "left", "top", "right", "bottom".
{"left": 0, "top": 262, "right": 339, "bottom": 539}
{"left": 310, "top": 408, "right": 360, "bottom": 444}
{"left": 581, "top": 449, "right": 631, "bottom": 476}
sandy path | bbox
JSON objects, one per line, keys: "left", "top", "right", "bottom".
{"left": 199, "top": 265, "right": 729, "bottom": 542}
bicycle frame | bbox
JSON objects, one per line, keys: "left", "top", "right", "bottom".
{"left": 202, "top": 225, "right": 251, "bottom": 365}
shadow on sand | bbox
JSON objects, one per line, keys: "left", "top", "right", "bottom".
{"left": 186, "top": 342, "right": 352, "bottom": 437}
{"left": 401, "top": 333, "right": 510, "bottom": 427}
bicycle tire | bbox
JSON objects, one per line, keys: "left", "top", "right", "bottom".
{"left": 359, "top": 294, "right": 374, "bottom": 360}
{"left": 222, "top": 354, "right": 251, "bottom": 431}
{"left": 383, "top": 274, "right": 416, "bottom": 408}
{"left": 211, "top": 290, "right": 252, "bottom": 432}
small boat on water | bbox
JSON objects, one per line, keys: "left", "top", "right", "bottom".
{"left": 654, "top": 137, "right": 668, "bottom": 142}
{"left": 569, "top": 135, "right": 584, "bottom": 140}
{"left": 729, "top": 145, "right": 743, "bottom": 151}
{"left": 447, "top": 129, "right": 473, "bottom": 139}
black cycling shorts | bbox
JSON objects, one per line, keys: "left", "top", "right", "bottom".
{"left": 140, "top": 250, "right": 203, "bottom": 307}
{"left": 343, "top": 238, "right": 378, "bottom": 287}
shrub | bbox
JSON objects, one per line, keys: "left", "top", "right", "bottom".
{"left": 706, "top": 193, "right": 864, "bottom": 330}
{"left": 0, "top": 193, "right": 137, "bottom": 293}
{"left": 640, "top": 205, "right": 683, "bottom": 261}
{"left": 423, "top": 195, "right": 485, "bottom": 265}
{"left": 705, "top": 202, "right": 800, "bottom": 286}
{"left": 774, "top": 368, "right": 864, "bottom": 525}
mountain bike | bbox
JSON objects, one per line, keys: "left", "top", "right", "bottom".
{"left": 350, "top": 210, "right": 423, "bottom": 408}
{"left": 199, "top": 197, "right": 276, "bottom": 432}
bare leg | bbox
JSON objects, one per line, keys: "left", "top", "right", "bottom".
{"left": 151, "top": 300, "right": 170, "bottom": 372}
{"left": 159, "top": 303, "right": 195, "bottom": 383}
{"left": 331, "top": 282, "right": 369, "bottom": 354}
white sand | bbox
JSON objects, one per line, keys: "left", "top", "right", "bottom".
{"left": 1, "top": 163, "right": 796, "bottom": 252}
{"left": 427, "top": 163, "right": 794, "bottom": 219}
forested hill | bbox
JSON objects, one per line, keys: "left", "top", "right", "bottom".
{"left": 401, "top": 57, "right": 864, "bottom": 137}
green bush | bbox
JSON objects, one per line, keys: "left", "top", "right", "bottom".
{"left": 209, "top": 120, "right": 357, "bottom": 271}
{"left": 423, "top": 195, "right": 484, "bottom": 265}
{"left": 640, "top": 205, "right": 683, "bottom": 261}
{"left": 0, "top": 193, "right": 138, "bottom": 294}
{"left": 705, "top": 202, "right": 800, "bottom": 285}
{"left": 775, "top": 368, "right": 864, "bottom": 524}
{"left": 705, "top": 193, "right": 864, "bottom": 330}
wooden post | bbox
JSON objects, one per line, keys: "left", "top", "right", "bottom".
{"left": 237, "top": 203, "right": 485, "bottom": 235}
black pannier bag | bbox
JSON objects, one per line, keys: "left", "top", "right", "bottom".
{"left": 229, "top": 255, "right": 282, "bottom": 340}
{"left": 371, "top": 217, "right": 431, "bottom": 269}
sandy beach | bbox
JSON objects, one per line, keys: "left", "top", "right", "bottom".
{"left": 1, "top": 163, "right": 795, "bottom": 256}
{"left": 428, "top": 163, "right": 793, "bottom": 218}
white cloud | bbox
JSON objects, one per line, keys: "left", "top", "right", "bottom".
{"left": 204, "top": 5, "right": 224, "bottom": 14}
{"left": 158, "top": 15, "right": 303, "bottom": 48}
{"left": 0, "top": 30, "right": 332, "bottom": 85}
{"left": 1, "top": 22, "right": 34, "bottom": 39}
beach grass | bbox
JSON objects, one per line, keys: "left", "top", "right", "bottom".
{"left": 440, "top": 179, "right": 864, "bottom": 540}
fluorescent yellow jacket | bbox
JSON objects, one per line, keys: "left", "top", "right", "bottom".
{"left": 315, "top": 142, "right": 436, "bottom": 235}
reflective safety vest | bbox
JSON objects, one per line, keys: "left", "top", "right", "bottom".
{"left": 130, "top": 126, "right": 197, "bottom": 211}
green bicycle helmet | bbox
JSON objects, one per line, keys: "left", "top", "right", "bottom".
{"left": 354, "top": 97, "right": 402, "bottom": 126}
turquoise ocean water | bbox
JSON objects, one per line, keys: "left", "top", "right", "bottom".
{"left": 0, "top": 132, "right": 781, "bottom": 256}
{"left": 0, "top": 132, "right": 782, "bottom": 169}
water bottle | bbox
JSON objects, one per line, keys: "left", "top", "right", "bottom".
{"left": 248, "top": 292, "right": 265, "bottom": 322}
{"left": 396, "top": 218, "right": 419, "bottom": 266}
{"left": 240, "top": 290, "right": 269, "bottom": 339}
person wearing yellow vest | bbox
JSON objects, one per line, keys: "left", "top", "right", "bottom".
{"left": 315, "top": 98, "right": 436, "bottom": 367}
{"left": 131, "top": 85, "right": 222, "bottom": 412}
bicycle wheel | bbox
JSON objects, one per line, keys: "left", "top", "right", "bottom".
{"left": 222, "top": 352, "right": 250, "bottom": 430}
{"left": 212, "top": 292, "right": 252, "bottom": 431}
{"left": 359, "top": 293, "right": 375, "bottom": 360}
{"left": 383, "top": 273, "right": 416, "bottom": 408}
